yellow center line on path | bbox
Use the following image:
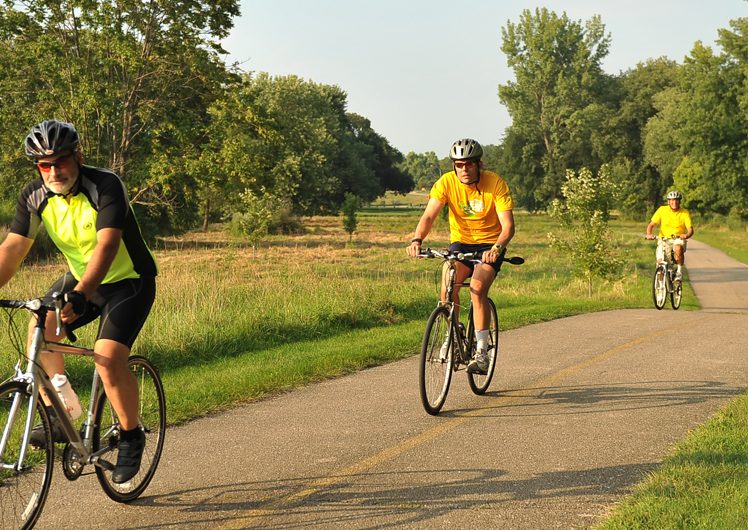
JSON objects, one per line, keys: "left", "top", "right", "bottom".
{"left": 216, "top": 314, "right": 714, "bottom": 528}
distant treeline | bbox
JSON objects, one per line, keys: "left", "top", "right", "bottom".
{"left": 0, "top": 0, "right": 411, "bottom": 237}
{"left": 1, "top": 3, "right": 746, "bottom": 240}
{"left": 402, "top": 8, "right": 748, "bottom": 220}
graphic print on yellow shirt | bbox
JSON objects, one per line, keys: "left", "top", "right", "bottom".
{"left": 430, "top": 170, "right": 513, "bottom": 245}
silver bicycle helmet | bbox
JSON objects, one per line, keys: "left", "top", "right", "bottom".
{"left": 24, "top": 119, "right": 80, "bottom": 158}
{"left": 449, "top": 138, "right": 483, "bottom": 161}
{"left": 666, "top": 190, "right": 682, "bottom": 200}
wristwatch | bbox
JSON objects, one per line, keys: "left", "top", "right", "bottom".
{"left": 491, "top": 243, "right": 505, "bottom": 253}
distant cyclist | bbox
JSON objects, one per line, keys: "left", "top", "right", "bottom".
{"left": 407, "top": 138, "right": 515, "bottom": 373}
{"left": 0, "top": 119, "right": 158, "bottom": 484}
{"left": 646, "top": 190, "right": 694, "bottom": 283}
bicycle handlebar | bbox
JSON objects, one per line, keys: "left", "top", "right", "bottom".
{"left": 644, "top": 234, "right": 679, "bottom": 241}
{"left": 417, "top": 248, "right": 525, "bottom": 265}
{"left": 0, "top": 293, "right": 78, "bottom": 342}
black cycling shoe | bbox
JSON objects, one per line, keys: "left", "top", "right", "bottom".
{"left": 29, "top": 408, "right": 68, "bottom": 448}
{"left": 112, "top": 428, "right": 146, "bottom": 484}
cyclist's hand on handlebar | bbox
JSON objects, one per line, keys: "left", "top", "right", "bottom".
{"left": 407, "top": 240, "right": 422, "bottom": 257}
{"left": 62, "top": 290, "right": 86, "bottom": 323}
{"left": 482, "top": 247, "right": 499, "bottom": 263}
{"left": 645, "top": 234, "right": 656, "bottom": 240}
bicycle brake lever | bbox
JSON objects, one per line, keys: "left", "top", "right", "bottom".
{"left": 51, "top": 291, "right": 64, "bottom": 336}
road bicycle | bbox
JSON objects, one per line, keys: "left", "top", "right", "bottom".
{"left": 651, "top": 236, "right": 683, "bottom": 310}
{"left": 417, "top": 248, "right": 524, "bottom": 415}
{"left": 0, "top": 292, "right": 166, "bottom": 529}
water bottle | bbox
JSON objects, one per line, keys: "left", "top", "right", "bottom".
{"left": 51, "top": 373, "right": 82, "bottom": 420}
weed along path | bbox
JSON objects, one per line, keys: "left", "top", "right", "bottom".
{"left": 37, "top": 241, "right": 748, "bottom": 529}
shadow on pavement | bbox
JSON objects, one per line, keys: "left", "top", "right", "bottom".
{"left": 120, "top": 462, "right": 658, "bottom": 529}
{"left": 440, "top": 380, "right": 744, "bottom": 418}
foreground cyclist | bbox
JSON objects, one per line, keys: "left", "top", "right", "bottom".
{"left": 645, "top": 190, "right": 694, "bottom": 284}
{"left": 0, "top": 119, "right": 158, "bottom": 483}
{"left": 407, "top": 138, "right": 514, "bottom": 373}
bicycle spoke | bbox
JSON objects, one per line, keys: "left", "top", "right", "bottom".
{"left": 0, "top": 382, "right": 54, "bottom": 530}
{"left": 419, "top": 308, "right": 453, "bottom": 415}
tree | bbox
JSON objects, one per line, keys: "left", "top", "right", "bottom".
{"left": 399, "top": 151, "right": 440, "bottom": 191}
{"left": 499, "top": 8, "right": 612, "bottom": 208}
{"left": 197, "top": 73, "right": 409, "bottom": 221}
{"left": 230, "top": 188, "right": 274, "bottom": 248}
{"left": 346, "top": 113, "right": 413, "bottom": 197}
{"left": 0, "top": 0, "right": 240, "bottom": 233}
{"left": 341, "top": 192, "right": 362, "bottom": 242}
{"left": 607, "top": 58, "right": 679, "bottom": 217}
{"left": 548, "top": 166, "right": 622, "bottom": 296}
{"left": 643, "top": 30, "right": 748, "bottom": 217}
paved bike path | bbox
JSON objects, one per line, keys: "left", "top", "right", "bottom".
{"left": 37, "top": 240, "right": 748, "bottom": 529}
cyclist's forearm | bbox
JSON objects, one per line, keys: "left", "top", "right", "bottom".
{"left": 413, "top": 203, "right": 443, "bottom": 241}
{"left": 413, "top": 216, "right": 435, "bottom": 241}
{"left": 495, "top": 210, "right": 515, "bottom": 247}
{"left": 0, "top": 234, "right": 33, "bottom": 289}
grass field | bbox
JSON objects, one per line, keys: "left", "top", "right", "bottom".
{"left": 0, "top": 207, "right": 685, "bottom": 421}
{"left": 1, "top": 200, "right": 744, "bottom": 526}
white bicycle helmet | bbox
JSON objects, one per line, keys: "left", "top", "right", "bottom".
{"left": 666, "top": 190, "right": 682, "bottom": 200}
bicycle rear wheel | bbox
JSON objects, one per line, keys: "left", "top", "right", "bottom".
{"left": 419, "top": 306, "right": 454, "bottom": 415}
{"left": 652, "top": 265, "right": 667, "bottom": 310}
{"left": 467, "top": 299, "right": 499, "bottom": 395}
{"left": 671, "top": 280, "right": 682, "bottom": 309}
{"left": 0, "top": 381, "right": 54, "bottom": 530}
{"left": 94, "top": 356, "right": 166, "bottom": 502}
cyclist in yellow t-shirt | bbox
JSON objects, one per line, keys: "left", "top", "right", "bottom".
{"left": 407, "top": 138, "right": 514, "bottom": 374}
{"left": 645, "top": 190, "right": 694, "bottom": 282}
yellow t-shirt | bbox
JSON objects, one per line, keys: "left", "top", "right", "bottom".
{"left": 651, "top": 205, "right": 693, "bottom": 238}
{"left": 429, "top": 170, "right": 514, "bottom": 244}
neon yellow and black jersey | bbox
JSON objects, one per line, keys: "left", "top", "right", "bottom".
{"left": 429, "top": 170, "right": 514, "bottom": 245}
{"left": 10, "top": 165, "right": 158, "bottom": 283}
{"left": 650, "top": 205, "right": 693, "bottom": 238}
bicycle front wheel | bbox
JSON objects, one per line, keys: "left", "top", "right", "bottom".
{"left": 419, "top": 306, "right": 454, "bottom": 415}
{"left": 652, "top": 266, "right": 667, "bottom": 310}
{"left": 671, "top": 280, "right": 682, "bottom": 309}
{"left": 467, "top": 299, "right": 499, "bottom": 395}
{"left": 0, "top": 381, "right": 54, "bottom": 530}
{"left": 94, "top": 356, "right": 166, "bottom": 503}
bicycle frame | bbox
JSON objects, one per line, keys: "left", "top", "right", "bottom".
{"left": 437, "top": 254, "right": 476, "bottom": 366}
{"left": 0, "top": 299, "right": 115, "bottom": 474}
{"left": 656, "top": 237, "right": 678, "bottom": 287}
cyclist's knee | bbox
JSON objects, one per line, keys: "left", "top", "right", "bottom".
{"left": 469, "top": 281, "right": 491, "bottom": 299}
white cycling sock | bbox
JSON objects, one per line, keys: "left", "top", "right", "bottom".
{"left": 475, "top": 329, "right": 490, "bottom": 352}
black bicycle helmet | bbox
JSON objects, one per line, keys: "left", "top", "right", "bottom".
{"left": 24, "top": 119, "right": 80, "bottom": 158}
{"left": 449, "top": 138, "right": 483, "bottom": 161}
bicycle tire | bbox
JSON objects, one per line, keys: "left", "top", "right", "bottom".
{"left": 467, "top": 299, "right": 499, "bottom": 395}
{"left": 94, "top": 356, "right": 166, "bottom": 502}
{"left": 652, "top": 266, "right": 667, "bottom": 310}
{"left": 671, "top": 280, "right": 682, "bottom": 310}
{"left": 419, "top": 306, "right": 454, "bottom": 415}
{"left": 0, "top": 381, "right": 54, "bottom": 530}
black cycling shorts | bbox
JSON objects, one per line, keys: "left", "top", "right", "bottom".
{"left": 44, "top": 273, "right": 156, "bottom": 348}
{"left": 448, "top": 242, "right": 506, "bottom": 274}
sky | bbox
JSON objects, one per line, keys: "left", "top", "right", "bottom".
{"left": 221, "top": 0, "right": 747, "bottom": 156}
